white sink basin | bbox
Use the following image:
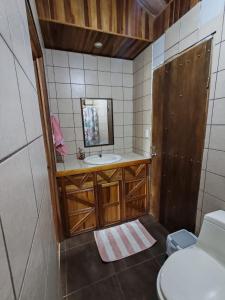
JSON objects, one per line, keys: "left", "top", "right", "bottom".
{"left": 84, "top": 154, "right": 121, "bottom": 165}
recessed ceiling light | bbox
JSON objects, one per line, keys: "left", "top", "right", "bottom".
{"left": 94, "top": 41, "right": 103, "bottom": 49}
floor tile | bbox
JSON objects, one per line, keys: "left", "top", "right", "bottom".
{"left": 60, "top": 251, "right": 67, "bottom": 296}
{"left": 155, "top": 253, "right": 168, "bottom": 267}
{"left": 66, "top": 242, "right": 115, "bottom": 293}
{"left": 66, "top": 231, "right": 95, "bottom": 251}
{"left": 112, "top": 246, "right": 155, "bottom": 273}
{"left": 144, "top": 222, "right": 169, "bottom": 257}
{"left": 67, "top": 275, "right": 124, "bottom": 300}
{"left": 117, "top": 258, "right": 160, "bottom": 300}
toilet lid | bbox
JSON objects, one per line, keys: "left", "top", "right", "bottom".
{"left": 159, "top": 247, "right": 225, "bottom": 300}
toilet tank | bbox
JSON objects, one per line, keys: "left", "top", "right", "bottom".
{"left": 197, "top": 210, "right": 225, "bottom": 266}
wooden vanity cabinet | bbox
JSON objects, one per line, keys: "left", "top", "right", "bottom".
{"left": 57, "top": 160, "right": 151, "bottom": 237}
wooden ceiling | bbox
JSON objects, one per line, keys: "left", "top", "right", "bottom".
{"left": 36, "top": 0, "right": 200, "bottom": 60}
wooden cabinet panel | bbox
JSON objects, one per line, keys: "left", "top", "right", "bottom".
{"left": 124, "top": 164, "right": 147, "bottom": 180}
{"left": 66, "top": 188, "right": 97, "bottom": 235}
{"left": 57, "top": 160, "right": 151, "bottom": 237}
{"left": 64, "top": 173, "right": 94, "bottom": 191}
{"left": 125, "top": 179, "right": 147, "bottom": 220}
{"left": 98, "top": 181, "right": 121, "bottom": 227}
{"left": 97, "top": 168, "right": 122, "bottom": 184}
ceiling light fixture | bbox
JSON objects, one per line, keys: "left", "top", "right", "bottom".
{"left": 94, "top": 41, "right": 103, "bottom": 48}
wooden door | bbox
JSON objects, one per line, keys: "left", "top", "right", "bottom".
{"left": 151, "top": 40, "right": 211, "bottom": 232}
{"left": 98, "top": 181, "right": 121, "bottom": 227}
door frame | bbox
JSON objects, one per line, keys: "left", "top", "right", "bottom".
{"left": 26, "top": 0, "right": 63, "bottom": 241}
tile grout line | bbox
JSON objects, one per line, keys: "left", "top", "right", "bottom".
{"left": 0, "top": 216, "right": 17, "bottom": 300}
{"left": 0, "top": 135, "right": 42, "bottom": 165}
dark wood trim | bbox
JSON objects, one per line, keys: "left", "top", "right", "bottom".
{"left": 26, "top": 0, "right": 63, "bottom": 241}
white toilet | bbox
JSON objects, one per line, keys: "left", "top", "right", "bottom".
{"left": 157, "top": 210, "right": 225, "bottom": 300}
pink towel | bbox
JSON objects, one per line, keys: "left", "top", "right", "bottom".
{"left": 50, "top": 116, "right": 68, "bottom": 155}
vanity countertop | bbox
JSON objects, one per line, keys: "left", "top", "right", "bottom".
{"left": 56, "top": 152, "right": 151, "bottom": 176}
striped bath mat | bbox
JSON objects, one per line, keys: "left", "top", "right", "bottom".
{"left": 94, "top": 220, "right": 156, "bottom": 262}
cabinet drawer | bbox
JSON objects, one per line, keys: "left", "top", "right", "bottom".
{"left": 124, "top": 164, "right": 147, "bottom": 180}
{"left": 64, "top": 173, "right": 94, "bottom": 192}
{"left": 97, "top": 168, "right": 122, "bottom": 184}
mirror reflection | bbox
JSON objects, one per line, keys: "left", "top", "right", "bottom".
{"left": 81, "top": 98, "right": 114, "bottom": 147}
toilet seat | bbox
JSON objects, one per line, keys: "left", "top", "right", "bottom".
{"left": 158, "top": 246, "right": 225, "bottom": 300}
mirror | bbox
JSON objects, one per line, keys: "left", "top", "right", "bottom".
{"left": 80, "top": 98, "right": 114, "bottom": 147}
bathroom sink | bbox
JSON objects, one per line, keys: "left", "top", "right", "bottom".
{"left": 84, "top": 154, "right": 121, "bottom": 165}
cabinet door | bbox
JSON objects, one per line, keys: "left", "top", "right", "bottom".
{"left": 66, "top": 188, "right": 97, "bottom": 236}
{"left": 98, "top": 181, "right": 121, "bottom": 227}
{"left": 124, "top": 178, "right": 147, "bottom": 220}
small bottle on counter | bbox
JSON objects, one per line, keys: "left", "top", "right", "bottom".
{"left": 77, "top": 147, "right": 85, "bottom": 160}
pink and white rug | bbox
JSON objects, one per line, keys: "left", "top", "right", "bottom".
{"left": 94, "top": 220, "right": 157, "bottom": 262}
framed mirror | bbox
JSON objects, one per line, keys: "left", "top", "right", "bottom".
{"left": 80, "top": 98, "right": 114, "bottom": 147}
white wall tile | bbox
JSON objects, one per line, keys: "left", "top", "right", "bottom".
{"left": 84, "top": 54, "right": 97, "bottom": 70}
{"left": 86, "top": 85, "right": 99, "bottom": 98}
{"left": 56, "top": 83, "right": 71, "bottom": 98}
{"left": 71, "top": 84, "right": 85, "bottom": 98}
{"left": 84, "top": 70, "right": 98, "bottom": 85}
{"left": 180, "top": 3, "right": 200, "bottom": 40}
{"left": 54, "top": 67, "right": 70, "bottom": 83}
{"left": 57, "top": 99, "right": 73, "bottom": 113}
{"left": 212, "top": 99, "right": 225, "bottom": 124}
{"left": 48, "top": 83, "right": 56, "bottom": 98}
{"left": 202, "top": 192, "right": 225, "bottom": 214}
{"left": 49, "top": 99, "right": 58, "bottom": 114}
{"left": 52, "top": 50, "right": 68, "bottom": 67}
{"left": 165, "top": 21, "right": 180, "bottom": 50}
{"left": 179, "top": 30, "right": 199, "bottom": 52}
{"left": 199, "top": 13, "right": 224, "bottom": 44}
{"left": 165, "top": 43, "right": 179, "bottom": 61}
{"left": 0, "top": 38, "right": 26, "bottom": 160}
{"left": 0, "top": 0, "right": 12, "bottom": 48}
{"left": 68, "top": 52, "right": 83, "bottom": 69}
{"left": 0, "top": 221, "right": 14, "bottom": 300}
{"left": 111, "top": 72, "right": 123, "bottom": 86}
{"left": 153, "top": 34, "right": 165, "bottom": 59}
{"left": 59, "top": 113, "right": 74, "bottom": 128}
{"left": 200, "top": 0, "right": 225, "bottom": 26}
{"left": 46, "top": 66, "right": 54, "bottom": 82}
{"left": 45, "top": 49, "right": 53, "bottom": 66}
{"left": 123, "top": 87, "right": 133, "bottom": 100}
{"left": 111, "top": 58, "right": 123, "bottom": 73}
{"left": 99, "top": 85, "right": 111, "bottom": 98}
{"left": 123, "top": 60, "right": 133, "bottom": 74}
{"left": 98, "top": 71, "right": 111, "bottom": 86}
{"left": 211, "top": 43, "right": 220, "bottom": 73}
{"left": 209, "top": 125, "right": 225, "bottom": 150}
{"left": 205, "top": 171, "right": 225, "bottom": 201}
{"left": 61, "top": 127, "right": 75, "bottom": 141}
{"left": 112, "top": 87, "right": 123, "bottom": 99}
{"left": 98, "top": 57, "right": 110, "bottom": 71}
{"left": 207, "top": 149, "right": 225, "bottom": 176}
{"left": 0, "top": 148, "right": 38, "bottom": 296}
{"left": 215, "top": 70, "right": 225, "bottom": 99}
{"left": 16, "top": 63, "right": 42, "bottom": 142}
{"left": 218, "top": 41, "right": 225, "bottom": 71}
{"left": 28, "top": 137, "right": 48, "bottom": 211}
{"left": 123, "top": 74, "right": 133, "bottom": 87}
{"left": 19, "top": 214, "right": 47, "bottom": 300}
{"left": 70, "top": 68, "right": 84, "bottom": 84}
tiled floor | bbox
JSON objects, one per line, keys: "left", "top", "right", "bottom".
{"left": 60, "top": 215, "right": 168, "bottom": 300}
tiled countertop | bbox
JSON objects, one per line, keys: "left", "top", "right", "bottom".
{"left": 56, "top": 152, "right": 151, "bottom": 174}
